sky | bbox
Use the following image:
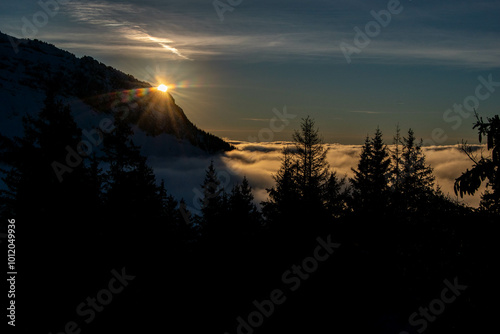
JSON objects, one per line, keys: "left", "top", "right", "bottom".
{"left": 1, "top": 0, "right": 500, "bottom": 145}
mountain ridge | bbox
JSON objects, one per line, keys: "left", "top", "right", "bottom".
{"left": 0, "top": 31, "right": 233, "bottom": 154}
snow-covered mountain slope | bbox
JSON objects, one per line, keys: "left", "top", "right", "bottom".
{"left": 0, "top": 31, "right": 233, "bottom": 155}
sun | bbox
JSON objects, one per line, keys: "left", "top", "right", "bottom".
{"left": 157, "top": 84, "right": 168, "bottom": 92}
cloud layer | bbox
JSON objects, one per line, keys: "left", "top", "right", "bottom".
{"left": 149, "top": 141, "right": 485, "bottom": 216}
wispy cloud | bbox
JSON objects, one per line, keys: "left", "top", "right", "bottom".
{"left": 63, "top": 0, "right": 190, "bottom": 59}
{"left": 31, "top": 0, "right": 493, "bottom": 67}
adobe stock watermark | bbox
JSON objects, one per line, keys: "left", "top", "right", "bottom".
{"left": 8, "top": 0, "right": 69, "bottom": 54}
{"left": 340, "top": 0, "right": 404, "bottom": 64}
{"left": 422, "top": 74, "right": 500, "bottom": 146}
{"left": 48, "top": 267, "right": 135, "bottom": 334}
{"left": 224, "top": 234, "right": 340, "bottom": 334}
{"left": 399, "top": 277, "right": 467, "bottom": 334}
{"left": 247, "top": 106, "right": 296, "bottom": 142}
{"left": 213, "top": 0, "right": 243, "bottom": 22}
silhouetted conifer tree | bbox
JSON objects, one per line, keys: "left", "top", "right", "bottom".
{"left": 263, "top": 117, "right": 331, "bottom": 231}
{"left": 158, "top": 180, "right": 195, "bottom": 245}
{"left": 262, "top": 146, "right": 300, "bottom": 227}
{"left": 292, "top": 116, "right": 330, "bottom": 208}
{"left": 399, "top": 128, "right": 435, "bottom": 212}
{"left": 229, "top": 176, "right": 261, "bottom": 238}
{"left": 324, "top": 171, "right": 350, "bottom": 219}
{"left": 351, "top": 128, "right": 391, "bottom": 215}
{"left": 199, "top": 160, "right": 225, "bottom": 236}
{"left": 351, "top": 136, "right": 373, "bottom": 210}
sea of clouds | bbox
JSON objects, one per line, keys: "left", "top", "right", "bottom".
{"left": 149, "top": 141, "right": 486, "bottom": 215}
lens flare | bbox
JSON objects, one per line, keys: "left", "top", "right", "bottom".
{"left": 157, "top": 84, "right": 168, "bottom": 92}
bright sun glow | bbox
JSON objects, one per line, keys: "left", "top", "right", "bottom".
{"left": 157, "top": 84, "right": 168, "bottom": 92}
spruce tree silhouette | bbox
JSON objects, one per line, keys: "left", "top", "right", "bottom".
{"left": 198, "top": 160, "right": 226, "bottom": 239}
{"left": 351, "top": 128, "right": 391, "bottom": 216}
{"left": 229, "top": 176, "right": 262, "bottom": 240}
{"left": 262, "top": 145, "right": 300, "bottom": 229}
{"left": 293, "top": 116, "right": 330, "bottom": 212}
{"left": 398, "top": 128, "right": 435, "bottom": 214}
{"left": 263, "top": 116, "right": 331, "bottom": 236}
{"left": 351, "top": 135, "right": 372, "bottom": 215}
{"left": 158, "top": 179, "right": 186, "bottom": 241}
{"left": 159, "top": 179, "right": 179, "bottom": 223}
{"left": 324, "top": 171, "right": 350, "bottom": 219}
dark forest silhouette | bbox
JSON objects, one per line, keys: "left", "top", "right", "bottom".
{"left": 0, "top": 93, "right": 498, "bottom": 333}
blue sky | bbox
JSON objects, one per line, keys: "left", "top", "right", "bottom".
{"left": 2, "top": 0, "right": 500, "bottom": 144}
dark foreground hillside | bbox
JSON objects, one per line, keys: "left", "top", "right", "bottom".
{"left": 1, "top": 98, "right": 497, "bottom": 333}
